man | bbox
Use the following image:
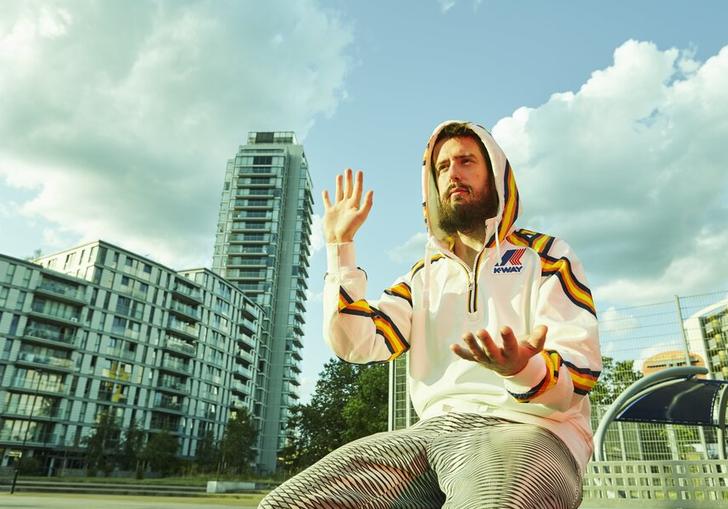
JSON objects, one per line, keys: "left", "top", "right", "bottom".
{"left": 260, "top": 121, "right": 601, "bottom": 508}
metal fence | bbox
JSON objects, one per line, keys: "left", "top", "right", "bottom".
{"left": 593, "top": 290, "right": 728, "bottom": 463}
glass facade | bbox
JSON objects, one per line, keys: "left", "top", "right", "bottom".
{"left": 212, "top": 132, "right": 313, "bottom": 473}
{"left": 0, "top": 241, "right": 262, "bottom": 473}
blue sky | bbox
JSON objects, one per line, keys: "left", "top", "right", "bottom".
{"left": 1, "top": 1, "right": 727, "bottom": 401}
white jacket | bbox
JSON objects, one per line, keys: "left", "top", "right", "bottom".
{"left": 323, "top": 121, "right": 601, "bottom": 471}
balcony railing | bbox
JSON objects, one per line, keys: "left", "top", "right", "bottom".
{"left": 22, "top": 326, "right": 78, "bottom": 347}
{"left": 16, "top": 351, "right": 74, "bottom": 370}
{"left": 162, "top": 336, "right": 196, "bottom": 356}
{"left": 234, "top": 365, "right": 253, "bottom": 381}
{"left": 172, "top": 283, "right": 202, "bottom": 302}
{"left": 30, "top": 303, "right": 82, "bottom": 324}
{"left": 0, "top": 431, "right": 63, "bottom": 446}
{"left": 153, "top": 398, "right": 186, "bottom": 413}
{"left": 170, "top": 301, "right": 201, "bottom": 321}
{"left": 1, "top": 404, "right": 61, "bottom": 419}
{"left": 161, "top": 358, "right": 191, "bottom": 374}
{"left": 167, "top": 319, "right": 199, "bottom": 339}
{"left": 36, "top": 280, "right": 86, "bottom": 302}
{"left": 9, "top": 378, "right": 67, "bottom": 394}
{"left": 157, "top": 379, "right": 187, "bottom": 392}
{"left": 106, "top": 348, "right": 137, "bottom": 362}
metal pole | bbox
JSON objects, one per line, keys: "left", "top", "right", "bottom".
{"left": 11, "top": 372, "right": 44, "bottom": 494}
{"left": 674, "top": 295, "right": 712, "bottom": 458}
{"left": 674, "top": 295, "right": 693, "bottom": 368}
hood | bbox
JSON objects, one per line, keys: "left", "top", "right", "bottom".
{"left": 421, "top": 120, "right": 520, "bottom": 250}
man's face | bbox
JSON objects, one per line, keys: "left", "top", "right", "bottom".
{"left": 433, "top": 136, "right": 498, "bottom": 234}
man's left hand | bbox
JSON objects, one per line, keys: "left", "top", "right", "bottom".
{"left": 450, "top": 325, "right": 548, "bottom": 377}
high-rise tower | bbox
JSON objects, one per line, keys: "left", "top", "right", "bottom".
{"left": 213, "top": 131, "right": 313, "bottom": 472}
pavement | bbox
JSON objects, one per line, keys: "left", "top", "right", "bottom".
{"left": 0, "top": 493, "right": 261, "bottom": 509}
{"left": 0, "top": 492, "right": 674, "bottom": 509}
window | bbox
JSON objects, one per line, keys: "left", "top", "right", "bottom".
{"left": 5, "top": 264, "right": 16, "bottom": 282}
{"left": 142, "top": 263, "right": 152, "bottom": 274}
{"left": 15, "top": 291, "right": 26, "bottom": 311}
{"left": 0, "top": 286, "right": 8, "bottom": 307}
{"left": 125, "top": 256, "right": 134, "bottom": 267}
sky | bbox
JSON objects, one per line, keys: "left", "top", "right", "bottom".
{"left": 1, "top": 1, "right": 728, "bottom": 402}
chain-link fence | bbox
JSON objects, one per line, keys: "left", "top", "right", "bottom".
{"left": 594, "top": 289, "right": 728, "bottom": 461}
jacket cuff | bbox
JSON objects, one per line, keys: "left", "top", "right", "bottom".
{"left": 326, "top": 242, "right": 356, "bottom": 273}
{"left": 502, "top": 352, "right": 547, "bottom": 393}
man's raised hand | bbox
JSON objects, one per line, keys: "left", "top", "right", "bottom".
{"left": 451, "top": 325, "right": 548, "bottom": 377}
{"left": 322, "top": 169, "right": 374, "bottom": 243}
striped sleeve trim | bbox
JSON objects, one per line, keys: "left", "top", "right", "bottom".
{"left": 509, "top": 350, "right": 561, "bottom": 402}
{"left": 507, "top": 229, "right": 596, "bottom": 317}
{"left": 509, "top": 350, "right": 601, "bottom": 401}
{"left": 384, "top": 282, "right": 412, "bottom": 306}
{"left": 337, "top": 287, "right": 410, "bottom": 361}
{"left": 563, "top": 360, "right": 601, "bottom": 395}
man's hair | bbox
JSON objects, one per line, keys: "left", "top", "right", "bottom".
{"left": 432, "top": 122, "right": 490, "bottom": 175}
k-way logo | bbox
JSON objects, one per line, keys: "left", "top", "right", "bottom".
{"left": 493, "top": 248, "right": 525, "bottom": 274}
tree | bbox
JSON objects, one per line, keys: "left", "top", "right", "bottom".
{"left": 342, "top": 362, "right": 388, "bottom": 442}
{"left": 194, "top": 429, "right": 220, "bottom": 473}
{"left": 119, "top": 420, "right": 144, "bottom": 477}
{"left": 220, "top": 409, "right": 257, "bottom": 475}
{"left": 590, "top": 356, "right": 643, "bottom": 407}
{"left": 83, "top": 409, "right": 121, "bottom": 476}
{"left": 141, "top": 431, "right": 179, "bottom": 476}
{"left": 280, "top": 359, "right": 388, "bottom": 472}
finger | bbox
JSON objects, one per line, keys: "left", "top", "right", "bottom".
{"left": 344, "top": 168, "right": 353, "bottom": 199}
{"left": 352, "top": 170, "right": 363, "bottom": 207}
{"left": 463, "top": 333, "right": 489, "bottom": 363}
{"left": 475, "top": 329, "right": 502, "bottom": 363}
{"left": 451, "top": 344, "right": 477, "bottom": 362}
{"left": 357, "top": 190, "right": 374, "bottom": 220}
{"left": 335, "top": 174, "right": 343, "bottom": 202}
{"left": 322, "top": 190, "right": 332, "bottom": 209}
{"left": 500, "top": 326, "right": 518, "bottom": 358}
{"left": 526, "top": 325, "right": 548, "bottom": 353}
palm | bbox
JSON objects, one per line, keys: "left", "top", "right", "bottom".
{"left": 322, "top": 169, "right": 374, "bottom": 243}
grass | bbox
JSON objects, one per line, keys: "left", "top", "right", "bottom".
{"left": 1, "top": 492, "right": 270, "bottom": 506}
{"left": 2, "top": 474, "right": 279, "bottom": 486}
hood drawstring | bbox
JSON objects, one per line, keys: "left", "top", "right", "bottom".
{"left": 422, "top": 241, "right": 432, "bottom": 311}
{"left": 485, "top": 217, "right": 502, "bottom": 266}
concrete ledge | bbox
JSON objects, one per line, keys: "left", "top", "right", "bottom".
{"left": 206, "top": 480, "right": 256, "bottom": 493}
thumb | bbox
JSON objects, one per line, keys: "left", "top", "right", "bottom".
{"left": 526, "top": 325, "right": 547, "bottom": 353}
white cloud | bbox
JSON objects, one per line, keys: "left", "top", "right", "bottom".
{"left": 388, "top": 232, "right": 428, "bottom": 264}
{"left": 492, "top": 40, "right": 728, "bottom": 306}
{"left": 0, "top": 1, "right": 353, "bottom": 269}
{"left": 305, "top": 289, "right": 323, "bottom": 303}
{"left": 437, "top": 0, "right": 456, "bottom": 12}
{"left": 310, "top": 213, "right": 325, "bottom": 255}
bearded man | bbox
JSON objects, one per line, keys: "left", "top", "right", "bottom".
{"left": 260, "top": 121, "right": 601, "bottom": 509}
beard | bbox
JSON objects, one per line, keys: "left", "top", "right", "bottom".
{"left": 438, "top": 186, "right": 498, "bottom": 235}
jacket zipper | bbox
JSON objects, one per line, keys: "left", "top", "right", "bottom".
{"left": 444, "top": 249, "right": 486, "bottom": 314}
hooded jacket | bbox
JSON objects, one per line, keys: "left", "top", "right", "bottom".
{"left": 323, "top": 121, "right": 601, "bottom": 471}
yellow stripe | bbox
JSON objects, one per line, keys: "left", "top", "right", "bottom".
{"left": 387, "top": 282, "right": 412, "bottom": 302}
{"left": 542, "top": 258, "right": 595, "bottom": 313}
{"left": 499, "top": 166, "right": 518, "bottom": 238}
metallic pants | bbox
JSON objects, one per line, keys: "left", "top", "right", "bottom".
{"left": 259, "top": 413, "right": 582, "bottom": 509}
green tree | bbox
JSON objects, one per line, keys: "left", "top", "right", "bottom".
{"left": 119, "top": 420, "right": 144, "bottom": 477}
{"left": 590, "top": 356, "right": 643, "bottom": 406}
{"left": 194, "top": 429, "right": 220, "bottom": 473}
{"left": 280, "top": 359, "right": 388, "bottom": 472}
{"left": 342, "top": 362, "right": 388, "bottom": 442}
{"left": 83, "top": 410, "right": 121, "bottom": 476}
{"left": 141, "top": 431, "right": 179, "bottom": 476}
{"left": 220, "top": 409, "right": 257, "bottom": 475}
